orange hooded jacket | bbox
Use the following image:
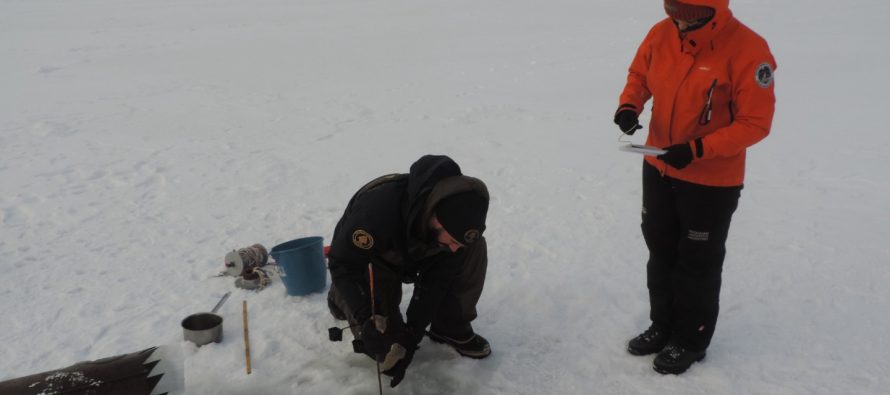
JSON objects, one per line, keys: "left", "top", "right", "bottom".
{"left": 618, "top": 0, "right": 776, "bottom": 187}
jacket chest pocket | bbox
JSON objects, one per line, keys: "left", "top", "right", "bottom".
{"left": 679, "top": 72, "right": 732, "bottom": 128}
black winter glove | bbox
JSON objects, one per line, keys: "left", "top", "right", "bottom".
{"left": 614, "top": 109, "right": 642, "bottom": 135}
{"left": 657, "top": 139, "right": 702, "bottom": 170}
{"left": 382, "top": 344, "right": 417, "bottom": 387}
{"left": 381, "top": 328, "right": 420, "bottom": 388}
{"left": 359, "top": 317, "right": 390, "bottom": 357}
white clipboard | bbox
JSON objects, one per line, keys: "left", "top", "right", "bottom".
{"left": 619, "top": 144, "right": 666, "bottom": 156}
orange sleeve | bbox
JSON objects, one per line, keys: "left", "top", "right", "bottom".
{"left": 618, "top": 27, "right": 655, "bottom": 113}
{"left": 701, "top": 39, "right": 776, "bottom": 159}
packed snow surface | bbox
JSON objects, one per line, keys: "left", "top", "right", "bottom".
{"left": 2, "top": 0, "right": 889, "bottom": 393}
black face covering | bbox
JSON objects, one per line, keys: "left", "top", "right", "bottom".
{"left": 673, "top": 15, "right": 714, "bottom": 32}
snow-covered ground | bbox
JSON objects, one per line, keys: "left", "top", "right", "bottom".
{"left": 2, "top": 0, "right": 889, "bottom": 393}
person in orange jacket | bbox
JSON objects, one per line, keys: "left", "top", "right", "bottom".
{"left": 614, "top": 0, "right": 776, "bottom": 374}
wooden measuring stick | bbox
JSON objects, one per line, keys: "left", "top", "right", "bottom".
{"left": 243, "top": 300, "right": 252, "bottom": 375}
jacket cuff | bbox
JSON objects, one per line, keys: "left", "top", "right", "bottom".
{"left": 692, "top": 138, "right": 704, "bottom": 159}
{"left": 615, "top": 103, "right": 638, "bottom": 115}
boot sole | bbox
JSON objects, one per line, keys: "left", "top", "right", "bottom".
{"left": 653, "top": 353, "right": 706, "bottom": 375}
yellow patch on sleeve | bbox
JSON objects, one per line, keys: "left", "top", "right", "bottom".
{"left": 352, "top": 229, "right": 374, "bottom": 250}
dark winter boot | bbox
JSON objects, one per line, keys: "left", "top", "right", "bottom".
{"left": 653, "top": 343, "right": 706, "bottom": 374}
{"left": 427, "top": 330, "right": 491, "bottom": 359}
{"left": 627, "top": 325, "right": 670, "bottom": 356}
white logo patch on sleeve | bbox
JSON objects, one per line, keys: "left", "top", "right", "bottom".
{"left": 755, "top": 62, "right": 774, "bottom": 88}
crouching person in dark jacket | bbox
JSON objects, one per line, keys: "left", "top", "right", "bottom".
{"left": 327, "top": 155, "right": 491, "bottom": 387}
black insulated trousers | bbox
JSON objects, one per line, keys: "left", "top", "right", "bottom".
{"left": 641, "top": 161, "right": 741, "bottom": 352}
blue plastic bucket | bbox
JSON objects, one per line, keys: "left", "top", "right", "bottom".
{"left": 270, "top": 237, "right": 327, "bottom": 296}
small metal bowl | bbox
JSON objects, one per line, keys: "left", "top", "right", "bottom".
{"left": 182, "top": 313, "right": 223, "bottom": 346}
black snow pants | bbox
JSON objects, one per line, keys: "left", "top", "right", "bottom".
{"left": 641, "top": 162, "right": 741, "bottom": 352}
{"left": 329, "top": 237, "right": 488, "bottom": 340}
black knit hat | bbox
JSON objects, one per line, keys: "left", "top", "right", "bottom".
{"left": 435, "top": 192, "right": 488, "bottom": 245}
